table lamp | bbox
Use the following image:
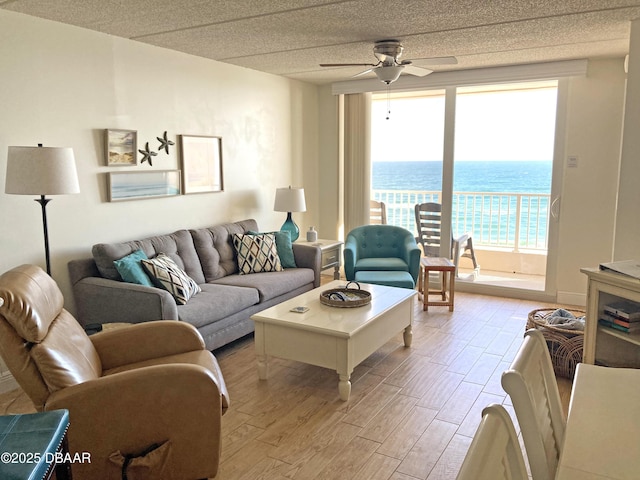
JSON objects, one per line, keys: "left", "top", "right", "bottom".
{"left": 5, "top": 144, "right": 80, "bottom": 275}
{"left": 274, "top": 186, "right": 306, "bottom": 242}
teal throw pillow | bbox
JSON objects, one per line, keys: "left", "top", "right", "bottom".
{"left": 113, "top": 249, "right": 154, "bottom": 287}
{"left": 247, "top": 230, "right": 296, "bottom": 268}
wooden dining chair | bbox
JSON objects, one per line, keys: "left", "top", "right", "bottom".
{"left": 456, "top": 404, "right": 528, "bottom": 480}
{"left": 501, "top": 329, "right": 566, "bottom": 480}
{"left": 369, "top": 200, "right": 387, "bottom": 224}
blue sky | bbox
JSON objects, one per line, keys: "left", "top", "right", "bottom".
{"left": 372, "top": 85, "right": 558, "bottom": 162}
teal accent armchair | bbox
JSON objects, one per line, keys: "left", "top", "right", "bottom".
{"left": 344, "top": 225, "right": 421, "bottom": 286}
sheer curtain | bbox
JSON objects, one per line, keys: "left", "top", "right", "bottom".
{"left": 343, "top": 92, "right": 372, "bottom": 235}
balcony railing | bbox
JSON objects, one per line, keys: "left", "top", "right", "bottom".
{"left": 372, "top": 190, "right": 550, "bottom": 252}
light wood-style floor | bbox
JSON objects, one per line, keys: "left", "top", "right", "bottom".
{"left": 0, "top": 283, "right": 572, "bottom": 479}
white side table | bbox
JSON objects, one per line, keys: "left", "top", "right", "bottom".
{"left": 297, "top": 239, "right": 343, "bottom": 280}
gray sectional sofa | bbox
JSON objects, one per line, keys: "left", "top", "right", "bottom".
{"left": 68, "top": 219, "right": 321, "bottom": 350}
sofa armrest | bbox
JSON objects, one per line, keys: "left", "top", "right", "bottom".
{"left": 71, "top": 277, "right": 178, "bottom": 327}
{"left": 68, "top": 258, "right": 101, "bottom": 286}
{"left": 403, "top": 236, "right": 422, "bottom": 283}
{"left": 45, "top": 364, "right": 225, "bottom": 480}
{"left": 91, "top": 321, "right": 205, "bottom": 370}
{"left": 343, "top": 236, "right": 358, "bottom": 281}
{"left": 292, "top": 243, "right": 322, "bottom": 287}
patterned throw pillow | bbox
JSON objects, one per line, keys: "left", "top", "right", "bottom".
{"left": 141, "top": 254, "right": 201, "bottom": 305}
{"left": 247, "top": 230, "right": 296, "bottom": 268}
{"left": 233, "top": 233, "right": 283, "bottom": 274}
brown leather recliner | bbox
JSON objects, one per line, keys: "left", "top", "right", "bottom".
{"left": 0, "top": 264, "right": 229, "bottom": 480}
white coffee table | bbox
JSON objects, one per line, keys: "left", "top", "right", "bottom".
{"left": 251, "top": 280, "right": 416, "bottom": 401}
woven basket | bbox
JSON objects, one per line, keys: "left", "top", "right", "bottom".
{"left": 320, "top": 281, "right": 371, "bottom": 308}
{"left": 526, "top": 308, "right": 585, "bottom": 379}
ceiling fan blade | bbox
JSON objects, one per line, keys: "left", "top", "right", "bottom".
{"left": 319, "top": 63, "right": 376, "bottom": 67}
{"left": 403, "top": 65, "right": 433, "bottom": 77}
{"left": 352, "top": 68, "right": 375, "bottom": 78}
{"left": 409, "top": 56, "right": 458, "bottom": 66}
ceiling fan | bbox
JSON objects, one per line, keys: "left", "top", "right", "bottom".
{"left": 320, "top": 39, "right": 457, "bottom": 84}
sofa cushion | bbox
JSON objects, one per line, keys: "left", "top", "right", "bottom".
{"left": 232, "top": 233, "right": 283, "bottom": 274}
{"left": 356, "top": 257, "right": 409, "bottom": 271}
{"left": 92, "top": 229, "right": 205, "bottom": 284}
{"left": 113, "top": 249, "right": 154, "bottom": 287}
{"left": 190, "top": 219, "right": 259, "bottom": 282}
{"left": 212, "top": 268, "right": 314, "bottom": 302}
{"left": 176, "top": 284, "right": 259, "bottom": 328}
{"left": 141, "top": 254, "right": 201, "bottom": 305}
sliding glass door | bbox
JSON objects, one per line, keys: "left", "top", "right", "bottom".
{"left": 371, "top": 80, "right": 562, "bottom": 296}
{"left": 453, "top": 81, "right": 558, "bottom": 291}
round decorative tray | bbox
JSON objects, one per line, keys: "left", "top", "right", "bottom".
{"left": 320, "top": 281, "right": 371, "bottom": 308}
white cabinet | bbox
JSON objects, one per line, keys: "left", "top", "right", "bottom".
{"left": 581, "top": 267, "right": 640, "bottom": 367}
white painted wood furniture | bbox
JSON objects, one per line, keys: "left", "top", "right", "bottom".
{"left": 456, "top": 404, "right": 528, "bottom": 480}
{"left": 501, "top": 329, "right": 566, "bottom": 480}
{"left": 581, "top": 267, "right": 640, "bottom": 366}
{"left": 297, "top": 239, "right": 343, "bottom": 280}
{"left": 251, "top": 280, "right": 416, "bottom": 401}
{"left": 556, "top": 363, "right": 640, "bottom": 479}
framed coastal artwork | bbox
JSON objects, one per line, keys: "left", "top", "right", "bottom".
{"left": 179, "top": 135, "right": 224, "bottom": 194}
{"left": 108, "top": 170, "right": 181, "bottom": 202}
{"left": 105, "top": 129, "right": 137, "bottom": 166}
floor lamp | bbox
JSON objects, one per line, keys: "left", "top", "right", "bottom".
{"left": 5, "top": 144, "right": 80, "bottom": 275}
{"left": 274, "top": 186, "right": 306, "bottom": 242}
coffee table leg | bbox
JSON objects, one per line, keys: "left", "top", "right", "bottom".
{"left": 338, "top": 375, "right": 351, "bottom": 401}
{"left": 255, "top": 323, "right": 268, "bottom": 379}
{"left": 403, "top": 325, "right": 413, "bottom": 347}
{"left": 257, "top": 354, "right": 268, "bottom": 379}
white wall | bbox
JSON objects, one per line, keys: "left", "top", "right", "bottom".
{"left": 0, "top": 10, "right": 320, "bottom": 298}
{"left": 0, "top": 11, "right": 320, "bottom": 386}
{"left": 555, "top": 58, "right": 627, "bottom": 304}
{"left": 615, "top": 19, "right": 640, "bottom": 260}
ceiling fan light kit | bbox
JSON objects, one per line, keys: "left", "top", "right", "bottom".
{"left": 320, "top": 39, "right": 457, "bottom": 85}
{"left": 374, "top": 65, "right": 404, "bottom": 84}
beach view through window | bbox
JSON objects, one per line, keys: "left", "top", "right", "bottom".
{"left": 371, "top": 81, "right": 558, "bottom": 253}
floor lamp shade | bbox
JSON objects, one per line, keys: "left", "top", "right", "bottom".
{"left": 5, "top": 146, "right": 80, "bottom": 195}
{"left": 5, "top": 145, "right": 80, "bottom": 275}
{"left": 274, "top": 186, "right": 306, "bottom": 242}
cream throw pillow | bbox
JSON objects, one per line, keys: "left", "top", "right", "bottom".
{"left": 233, "top": 233, "right": 283, "bottom": 274}
{"left": 141, "top": 254, "right": 201, "bottom": 305}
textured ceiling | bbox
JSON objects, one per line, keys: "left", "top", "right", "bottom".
{"left": 2, "top": 0, "right": 640, "bottom": 84}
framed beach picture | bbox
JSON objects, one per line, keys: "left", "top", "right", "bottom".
{"left": 108, "top": 170, "right": 181, "bottom": 202}
{"left": 105, "top": 129, "right": 137, "bottom": 166}
{"left": 179, "top": 135, "right": 224, "bottom": 194}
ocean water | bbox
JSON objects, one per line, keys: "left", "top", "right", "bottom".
{"left": 372, "top": 160, "right": 553, "bottom": 248}
{"left": 372, "top": 160, "right": 552, "bottom": 193}
{"left": 111, "top": 183, "right": 181, "bottom": 200}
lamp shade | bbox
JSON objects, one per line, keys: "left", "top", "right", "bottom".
{"left": 274, "top": 186, "right": 306, "bottom": 213}
{"left": 5, "top": 146, "right": 80, "bottom": 195}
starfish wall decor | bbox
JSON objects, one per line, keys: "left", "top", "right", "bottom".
{"left": 138, "top": 142, "right": 158, "bottom": 166}
{"left": 157, "top": 131, "right": 175, "bottom": 154}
